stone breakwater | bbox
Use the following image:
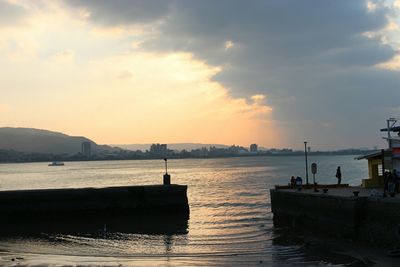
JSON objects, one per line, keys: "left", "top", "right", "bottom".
{"left": 270, "top": 187, "right": 400, "bottom": 247}
{"left": 0, "top": 184, "right": 189, "bottom": 220}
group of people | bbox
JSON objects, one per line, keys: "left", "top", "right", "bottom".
{"left": 290, "top": 176, "right": 303, "bottom": 190}
{"left": 384, "top": 169, "right": 399, "bottom": 196}
{"left": 287, "top": 167, "right": 400, "bottom": 197}
{"left": 289, "top": 166, "right": 343, "bottom": 189}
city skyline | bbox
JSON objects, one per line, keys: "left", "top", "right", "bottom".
{"left": 1, "top": 1, "right": 400, "bottom": 150}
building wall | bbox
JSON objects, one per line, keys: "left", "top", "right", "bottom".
{"left": 81, "top": 141, "right": 91, "bottom": 157}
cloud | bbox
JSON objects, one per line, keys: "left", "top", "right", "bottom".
{"left": 0, "top": 49, "right": 277, "bottom": 146}
{"left": 139, "top": 0, "right": 398, "bottom": 148}
{"left": 0, "top": 0, "right": 27, "bottom": 26}
{"left": 116, "top": 70, "right": 133, "bottom": 79}
{"left": 376, "top": 53, "right": 400, "bottom": 70}
{"left": 224, "top": 40, "right": 234, "bottom": 51}
{"left": 51, "top": 49, "right": 74, "bottom": 61}
{"left": 3, "top": 0, "right": 400, "bottom": 148}
{"left": 67, "top": 0, "right": 400, "bottom": 148}
{"left": 65, "top": 0, "right": 171, "bottom": 25}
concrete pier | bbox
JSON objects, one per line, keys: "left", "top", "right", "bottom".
{"left": 271, "top": 186, "right": 400, "bottom": 247}
{"left": 0, "top": 184, "right": 189, "bottom": 221}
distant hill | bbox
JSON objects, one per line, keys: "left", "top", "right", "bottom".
{"left": 115, "top": 143, "right": 231, "bottom": 152}
{"left": 0, "top": 127, "right": 120, "bottom": 155}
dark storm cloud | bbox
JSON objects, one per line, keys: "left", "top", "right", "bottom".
{"left": 150, "top": 1, "right": 393, "bottom": 89}
{"left": 63, "top": 0, "right": 400, "bottom": 148}
{"left": 66, "top": 0, "right": 172, "bottom": 25}
{"left": 0, "top": 0, "right": 27, "bottom": 26}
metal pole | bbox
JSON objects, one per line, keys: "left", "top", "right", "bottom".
{"left": 387, "top": 119, "right": 393, "bottom": 173}
{"left": 164, "top": 158, "right": 168, "bottom": 174}
{"left": 304, "top": 141, "right": 309, "bottom": 185}
{"left": 382, "top": 149, "right": 386, "bottom": 196}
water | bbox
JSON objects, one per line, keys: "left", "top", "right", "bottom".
{"left": 0, "top": 155, "right": 367, "bottom": 266}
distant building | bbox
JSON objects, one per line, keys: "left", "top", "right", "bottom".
{"left": 250, "top": 144, "right": 258, "bottom": 153}
{"left": 150, "top": 143, "right": 168, "bottom": 156}
{"left": 191, "top": 147, "right": 209, "bottom": 157}
{"left": 81, "top": 141, "right": 91, "bottom": 157}
{"left": 228, "top": 145, "right": 248, "bottom": 155}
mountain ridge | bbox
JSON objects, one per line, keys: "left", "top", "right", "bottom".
{"left": 0, "top": 127, "right": 119, "bottom": 155}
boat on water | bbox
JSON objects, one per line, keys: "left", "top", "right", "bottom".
{"left": 48, "top": 161, "right": 65, "bottom": 166}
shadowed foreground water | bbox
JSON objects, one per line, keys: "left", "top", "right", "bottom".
{"left": 0, "top": 155, "right": 368, "bottom": 266}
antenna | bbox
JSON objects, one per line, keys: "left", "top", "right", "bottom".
{"left": 387, "top": 118, "right": 399, "bottom": 139}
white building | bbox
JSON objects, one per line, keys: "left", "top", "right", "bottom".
{"left": 382, "top": 118, "right": 400, "bottom": 173}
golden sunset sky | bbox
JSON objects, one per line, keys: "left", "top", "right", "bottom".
{"left": 1, "top": 0, "right": 400, "bottom": 149}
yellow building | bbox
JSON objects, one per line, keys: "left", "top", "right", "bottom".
{"left": 356, "top": 150, "right": 392, "bottom": 188}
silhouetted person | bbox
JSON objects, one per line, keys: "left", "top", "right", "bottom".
{"left": 384, "top": 171, "right": 390, "bottom": 197}
{"left": 290, "top": 176, "right": 296, "bottom": 188}
{"left": 295, "top": 176, "right": 303, "bottom": 191}
{"left": 393, "top": 169, "right": 399, "bottom": 192}
{"left": 388, "top": 172, "right": 396, "bottom": 197}
{"left": 335, "top": 166, "right": 342, "bottom": 185}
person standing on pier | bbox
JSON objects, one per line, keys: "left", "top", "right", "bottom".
{"left": 295, "top": 176, "right": 303, "bottom": 191}
{"left": 290, "top": 176, "right": 296, "bottom": 188}
{"left": 335, "top": 166, "right": 342, "bottom": 185}
{"left": 393, "top": 169, "right": 399, "bottom": 192}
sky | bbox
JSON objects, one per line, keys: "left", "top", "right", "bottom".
{"left": 0, "top": 0, "right": 399, "bottom": 150}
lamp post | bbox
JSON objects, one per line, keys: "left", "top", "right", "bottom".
{"left": 304, "top": 141, "right": 309, "bottom": 185}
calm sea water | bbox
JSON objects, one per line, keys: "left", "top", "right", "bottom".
{"left": 0, "top": 155, "right": 368, "bottom": 266}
